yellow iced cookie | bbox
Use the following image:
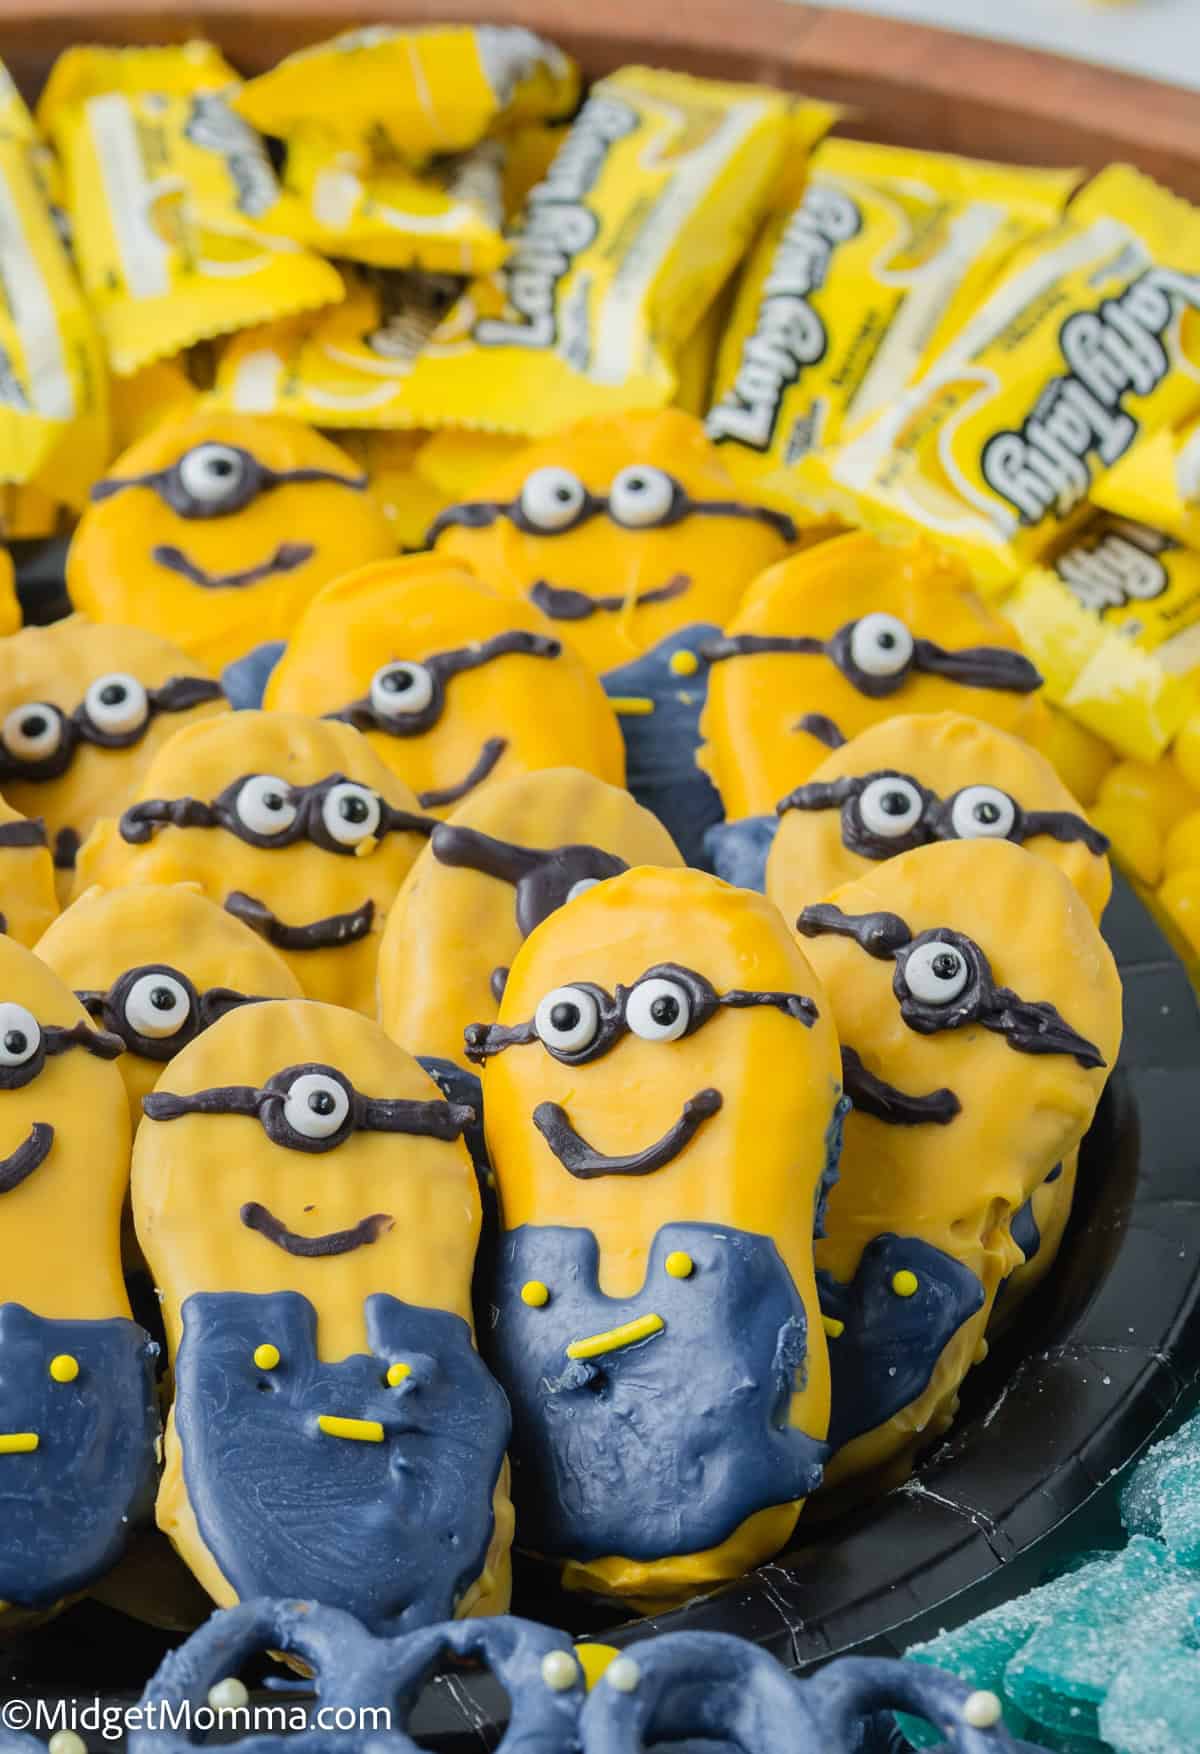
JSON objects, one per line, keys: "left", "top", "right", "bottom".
{"left": 768, "top": 711, "right": 1111, "bottom": 924}
{"left": 989, "top": 1148, "right": 1079, "bottom": 1334}
{"left": 67, "top": 413, "right": 396, "bottom": 673}
{"left": 74, "top": 712, "right": 431, "bottom": 1015}
{"left": 795, "top": 838, "right": 1121, "bottom": 1486}
{"left": 263, "top": 557, "right": 625, "bottom": 814}
{"left": 132, "top": 997, "right": 512, "bottom": 1631}
{"left": 35, "top": 883, "right": 302, "bottom": 1132}
{"left": 0, "top": 798, "right": 57, "bottom": 948}
{"left": 428, "top": 410, "right": 796, "bottom": 675}
{"left": 468, "top": 865, "right": 841, "bottom": 1605}
{"left": 0, "top": 616, "right": 227, "bottom": 889}
{"left": 378, "top": 767, "right": 683, "bottom": 1063}
{"left": 699, "top": 531, "right": 1048, "bottom": 817}
{"left": 0, "top": 547, "right": 19, "bottom": 634}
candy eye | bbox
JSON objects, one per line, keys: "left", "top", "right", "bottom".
{"left": 519, "top": 467, "right": 587, "bottom": 532}
{"left": 607, "top": 465, "right": 677, "bottom": 528}
{"left": 626, "top": 976, "right": 691, "bottom": 1043}
{"left": 904, "top": 940, "right": 971, "bottom": 1005}
{"left": 283, "top": 1072, "right": 350, "bottom": 1140}
{"left": 2, "top": 703, "right": 62, "bottom": 762}
{"left": 950, "top": 785, "right": 1017, "bottom": 840}
{"left": 84, "top": 673, "right": 149, "bottom": 736}
{"left": 566, "top": 877, "right": 600, "bottom": 904}
{"left": 859, "top": 775, "right": 924, "bottom": 838}
{"left": 321, "top": 782, "right": 382, "bottom": 847}
{"left": 534, "top": 985, "right": 600, "bottom": 1054}
{"left": 176, "top": 443, "right": 247, "bottom": 508}
{"left": 369, "top": 662, "right": 435, "bottom": 719}
{"left": 0, "top": 1002, "right": 40, "bottom": 1067}
{"left": 124, "top": 972, "right": 191, "bottom": 1040}
{"left": 236, "top": 775, "right": 297, "bottom": 837}
{"left": 849, "top": 613, "right": 915, "bottom": 678}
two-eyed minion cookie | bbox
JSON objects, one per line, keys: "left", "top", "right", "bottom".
{"left": 263, "top": 557, "right": 625, "bottom": 813}
{"left": 0, "top": 799, "right": 57, "bottom": 948}
{"left": 132, "top": 999, "right": 512, "bottom": 1631}
{"left": 468, "top": 866, "right": 842, "bottom": 1606}
{"left": 74, "top": 712, "right": 432, "bottom": 1014}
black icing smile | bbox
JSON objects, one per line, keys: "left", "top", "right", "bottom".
{"left": 416, "top": 739, "right": 507, "bottom": 810}
{"left": 0, "top": 677, "right": 223, "bottom": 786}
{"left": 702, "top": 620, "right": 1042, "bottom": 700}
{"left": 0, "top": 1122, "right": 54, "bottom": 1193}
{"left": 327, "top": 631, "right": 562, "bottom": 742}
{"left": 840, "top": 1047, "right": 961, "bottom": 1127}
{"left": 225, "top": 892, "right": 376, "bottom": 953}
{"left": 431, "top": 823, "right": 628, "bottom": 937}
{"left": 151, "top": 543, "right": 315, "bottom": 590}
{"left": 239, "top": 1203, "right": 394, "bottom": 1257}
{"left": 533, "top": 1088, "right": 723, "bottom": 1178}
{"left": 528, "top": 575, "right": 690, "bottom": 621}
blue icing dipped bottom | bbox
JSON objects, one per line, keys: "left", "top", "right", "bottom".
{"left": 220, "top": 640, "right": 286, "bottom": 710}
{"left": 817, "top": 1236, "right": 986, "bottom": 1453}
{"left": 173, "top": 1290, "right": 510, "bottom": 1635}
{"left": 486, "top": 1223, "right": 826, "bottom": 1566}
{"left": 0, "top": 1304, "right": 159, "bottom": 1609}
{"left": 703, "top": 815, "right": 778, "bottom": 892}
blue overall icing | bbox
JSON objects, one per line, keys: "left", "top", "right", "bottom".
{"left": 601, "top": 624, "right": 723, "bottom": 868}
{"left": 485, "top": 1222, "right": 827, "bottom": 1563}
{"left": 817, "top": 1093, "right": 849, "bottom": 1241}
{"left": 173, "top": 1291, "right": 510, "bottom": 1635}
{"left": 415, "top": 1056, "right": 499, "bottom": 1339}
{"left": 221, "top": 641, "right": 285, "bottom": 710}
{"left": 703, "top": 814, "right": 777, "bottom": 891}
{"left": 1010, "top": 1197, "right": 1041, "bottom": 1271}
{"left": 0, "top": 1303, "right": 159, "bottom": 1607}
{"left": 817, "top": 1236, "right": 986, "bottom": 1452}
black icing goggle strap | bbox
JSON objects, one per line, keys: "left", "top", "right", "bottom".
{"left": 0, "top": 817, "right": 47, "bottom": 848}
{"left": 701, "top": 620, "right": 1043, "bottom": 699}
{"left": 0, "top": 1012, "right": 123, "bottom": 1093}
{"left": 120, "top": 772, "right": 436, "bottom": 853}
{"left": 90, "top": 444, "right": 367, "bottom": 520}
{"left": 430, "top": 822, "right": 628, "bottom": 935}
{"left": 143, "top": 1061, "right": 475, "bottom": 1154}
{"left": 326, "top": 630, "right": 562, "bottom": 738}
{"left": 0, "top": 677, "right": 224, "bottom": 783}
{"left": 425, "top": 489, "right": 797, "bottom": 545}
{"left": 796, "top": 904, "right": 1105, "bottom": 1068}
{"left": 75, "top": 964, "right": 266, "bottom": 1062}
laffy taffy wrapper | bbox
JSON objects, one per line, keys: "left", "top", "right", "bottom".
{"left": 794, "top": 166, "right": 1200, "bottom": 590}
{"left": 1092, "top": 408, "right": 1200, "bottom": 553}
{"left": 706, "top": 141, "right": 1079, "bottom": 488}
{"left": 41, "top": 46, "right": 343, "bottom": 375}
{"left": 232, "top": 24, "right": 579, "bottom": 164}
{"left": 389, "top": 67, "right": 794, "bottom": 435}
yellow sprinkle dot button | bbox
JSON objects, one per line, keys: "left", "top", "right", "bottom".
{"left": 49, "top": 1355, "right": 79, "bottom": 1383}
{"left": 669, "top": 649, "right": 700, "bottom": 677}
{"left": 892, "top": 1270, "right": 919, "bottom": 1298}
{"left": 822, "top": 1315, "right": 845, "bottom": 1339}
{"left": 665, "top": 1251, "right": 694, "bottom": 1279}
{"left": 386, "top": 1361, "right": 412, "bottom": 1387}
{"left": 521, "top": 1280, "right": 550, "bottom": 1308}
{"left": 253, "top": 1344, "right": 280, "bottom": 1371}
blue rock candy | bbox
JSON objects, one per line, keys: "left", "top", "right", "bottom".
{"left": 1121, "top": 1412, "right": 1200, "bottom": 1568}
{"left": 1099, "top": 1645, "right": 1200, "bottom": 1754}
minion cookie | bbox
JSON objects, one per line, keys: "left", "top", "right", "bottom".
{"left": 0, "top": 617, "right": 227, "bottom": 891}
{"left": 699, "top": 532, "right": 1048, "bottom": 818}
{"left": 768, "top": 711, "right": 1112, "bottom": 926}
{"left": 263, "top": 557, "right": 625, "bottom": 814}
{"left": 74, "top": 712, "right": 433, "bottom": 1015}
{"left": 35, "top": 884, "right": 303, "bottom": 1132}
{"left": 467, "top": 866, "right": 842, "bottom": 1605}
{"left": 66, "top": 413, "right": 396, "bottom": 674}
{"left": 427, "top": 410, "right": 796, "bottom": 676}
{"left": 795, "top": 839, "right": 1121, "bottom": 1486}
{"left": 132, "top": 998, "right": 512, "bottom": 1631}
{"left": 378, "top": 767, "right": 683, "bottom": 1063}
{"left": 0, "top": 799, "right": 57, "bottom": 948}
{"left": 0, "top": 935, "right": 159, "bottom": 1614}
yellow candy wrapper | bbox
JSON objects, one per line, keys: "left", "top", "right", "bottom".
{"left": 233, "top": 25, "right": 579, "bottom": 163}
{"left": 42, "top": 47, "right": 343, "bottom": 374}
{"left": 37, "top": 41, "right": 239, "bottom": 119}
{"left": 1006, "top": 512, "right": 1200, "bottom": 761}
{"left": 329, "top": 428, "right": 448, "bottom": 549}
{"left": 390, "top": 66, "right": 793, "bottom": 435}
{"left": 706, "top": 140, "right": 1079, "bottom": 485}
{"left": 0, "top": 59, "right": 37, "bottom": 141}
{"left": 798, "top": 165, "right": 1200, "bottom": 589}
{"left": 1092, "top": 409, "right": 1200, "bottom": 552}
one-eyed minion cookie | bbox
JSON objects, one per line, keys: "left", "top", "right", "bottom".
{"left": 263, "top": 557, "right": 625, "bottom": 813}
{"left": 795, "top": 839, "right": 1121, "bottom": 1487}
{"left": 0, "top": 935, "right": 158, "bottom": 1614}
{"left": 132, "top": 998, "right": 512, "bottom": 1632}
{"left": 0, "top": 799, "right": 57, "bottom": 948}
{"left": 466, "top": 865, "right": 842, "bottom": 1606}
{"left": 379, "top": 768, "right": 684, "bottom": 1064}
{"left": 427, "top": 410, "right": 796, "bottom": 675}
{"left": 74, "top": 712, "right": 432, "bottom": 1015}
{"left": 0, "top": 617, "right": 228, "bottom": 888}
{"left": 66, "top": 413, "right": 396, "bottom": 673}
{"left": 35, "top": 884, "right": 303, "bottom": 1132}
{"left": 768, "top": 712, "right": 1112, "bottom": 926}
{"left": 699, "top": 532, "right": 1049, "bottom": 817}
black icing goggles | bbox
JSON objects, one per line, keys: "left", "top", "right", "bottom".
{"left": 76, "top": 965, "right": 267, "bottom": 1062}
{"left": 91, "top": 442, "right": 367, "bottom": 521}
{"left": 0, "top": 676, "right": 223, "bottom": 784}
{"left": 327, "top": 630, "right": 561, "bottom": 739}
{"left": 121, "top": 772, "right": 434, "bottom": 855}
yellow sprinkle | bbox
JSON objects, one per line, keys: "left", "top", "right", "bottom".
{"left": 664, "top": 1251, "right": 694, "bottom": 1279}
{"left": 48, "top": 1354, "right": 79, "bottom": 1383}
{"left": 353, "top": 834, "right": 380, "bottom": 858}
{"left": 822, "top": 1315, "right": 845, "bottom": 1339}
{"left": 253, "top": 1343, "right": 280, "bottom": 1372}
{"left": 668, "top": 649, "right": 700, "bottom": 677}
{"left": 567, "top": 1313, "right": 664, "bottom": 1360}
{"left": 317, "top": 1415, "right": 384, "bottom": 1443}
{"left": 574, "top": 1644, "right": 621, "bottom": 1691}
{"left": 609, "top": 696, "right": 655, "bottom": 717}
{"left": 0, "top": 1433, "right": 38, "bottom": 1454}
{"left": 892, "top": 1270, "right": 919, "bottom": 1298}
{"left": 521, "top": 1280, "right": 550, "bottom": 1308}
{"left": 386, "top": 1361, "right": 412, "bottom": 1386}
